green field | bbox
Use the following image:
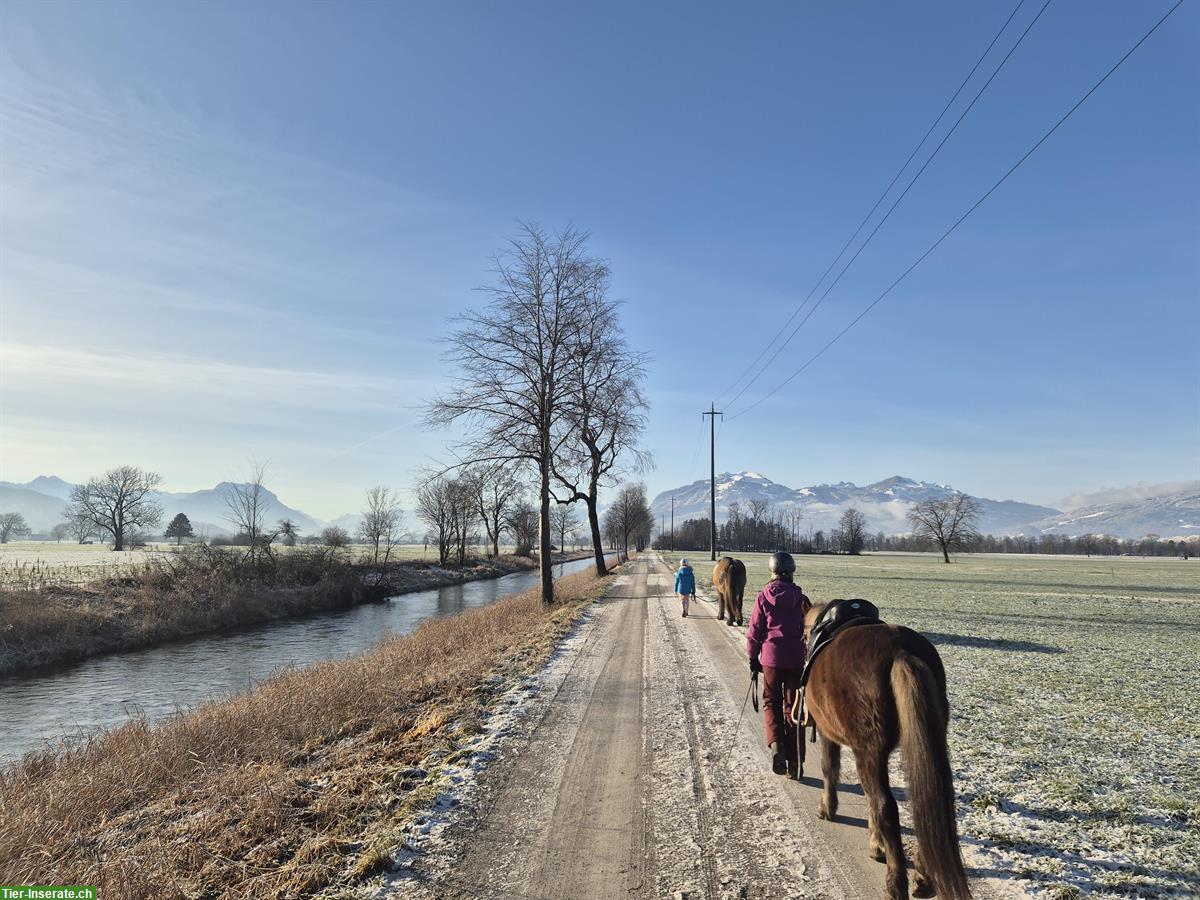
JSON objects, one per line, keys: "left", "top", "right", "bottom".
{"left": 664, "top": 550, "right": 1200, "bottom": 898}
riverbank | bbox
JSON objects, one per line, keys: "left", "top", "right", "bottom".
{"left": 0, "top": 561, "right": 619, "bottom": 897}
{"left": 0, "top": 548, "right": 593, "bottom": 676}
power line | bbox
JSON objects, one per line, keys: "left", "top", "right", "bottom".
{"left": 728, "top": 0, "right": 1185, "bottom": 422}
{"left": 715, "top": 0, "right": 1031, "bottom": 407}
{"left": 725, "top": 0, "right": 1055, "bottom": 412}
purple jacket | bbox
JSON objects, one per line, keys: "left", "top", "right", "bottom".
{"left": 747, "top": 580, "right": 812, "bottom": 670}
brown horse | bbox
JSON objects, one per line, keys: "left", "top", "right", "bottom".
{"left": 712, "top": 557, "right": 747, "bottom": 625}
{"left": 802, "top": 603, "right": 970, "bottom": 900}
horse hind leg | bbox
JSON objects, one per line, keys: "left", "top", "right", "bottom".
{"left": 716, "top": 590, "right": 726, "bottom": 620}
{"left": 857, "top": 751, "right": 908, "bottom": 900}
{"left": 817, "top": 737, "right": 841, "bottom": 820}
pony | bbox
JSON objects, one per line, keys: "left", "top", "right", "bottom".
{"left": 712, "top": 556, "right": 747, "bottom": 626}
{"left": 802, "top": 602, "right": 970, "bottom": 900}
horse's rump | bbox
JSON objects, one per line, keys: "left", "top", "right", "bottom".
{"left": 712, "top": 557, "right": 747, "bottom": 623}
{"left": 804, "top": 621, "right": 968, "bottom": 900}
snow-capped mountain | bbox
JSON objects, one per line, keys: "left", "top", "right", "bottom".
{"left": 1025, "top": 484, "right": 1200, "bottom": 538}
{"left": 650, "top": 472, "right": 1058, "bottom": 537}
{"left": 650, "top": 472, "right": 1199, "bottom": 539}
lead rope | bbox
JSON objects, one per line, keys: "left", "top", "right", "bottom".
{"left": 723, "top": 671, "right": 757, "bottom": 766}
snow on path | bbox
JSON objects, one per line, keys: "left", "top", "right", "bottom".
{"left": 364, "top": 555, "right": 1030, "bottom": 899}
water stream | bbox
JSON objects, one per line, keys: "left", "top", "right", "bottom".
{"left": 0, "top": 557, "right": 595, "bottom": 764}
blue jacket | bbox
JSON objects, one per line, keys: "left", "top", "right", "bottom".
{"left": 675, "top": 565, "right": 696, "bottom": 595}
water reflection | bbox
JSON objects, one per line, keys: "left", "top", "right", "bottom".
{"left": 0, "top": 559, "right": 591, "bottom": 763}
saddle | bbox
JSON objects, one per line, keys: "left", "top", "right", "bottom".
{"left": 799, "top": 598, "right": 882, "bottom": 688}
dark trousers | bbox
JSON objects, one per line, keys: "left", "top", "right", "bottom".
{"left": 762, "top": 666, "right": 803, "bottom": 762}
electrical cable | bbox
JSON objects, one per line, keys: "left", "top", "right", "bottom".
{"left": 724, "top": 0, "right": 1055, "bottom": 412}
{"left": 714, "top": 0, "right": 1032, "bottom": 406}
{"left": 727, "top": 0, "right": 1185, "bottom": 422}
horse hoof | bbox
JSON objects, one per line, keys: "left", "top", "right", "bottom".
{"left": 913, "top": 877, "right": 935, "bottom": 899}
{"left": 817, "top": 802, "right": 833, "bottom": 821}
{"left": 869, "top": 846, "right": 886, "bottom": 863}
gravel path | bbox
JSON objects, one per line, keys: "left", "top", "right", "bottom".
{"left": 382, "top": 554, "right": 1026, "bottom": 899}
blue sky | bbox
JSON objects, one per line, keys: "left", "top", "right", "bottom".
{"left": 1, "top": 0, "right": 1196, "bottom": 519}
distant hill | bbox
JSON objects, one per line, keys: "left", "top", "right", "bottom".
{"left": 0, "top": 483, "right": 71, "bottom": 532}
{"left": 1025, "top": 484, "right": 1200, "bottom": 539}
{"left": 0, "top": 476, "right": 325, "bottom": 537}
{"left": 648, "top": 472, "right": 1196, "bottom": 539}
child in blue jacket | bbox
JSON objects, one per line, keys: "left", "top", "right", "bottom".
{"left": 675, "top": 559, "right": 696, "bottom": 617}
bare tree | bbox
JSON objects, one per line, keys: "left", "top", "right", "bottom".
{"left": 907, "top": 493, "right": 980, "bottom": 563}
{"left": 426, "top": 223, "right": 605, "bottom": 603}
{"left": 50, "top": 522, "right": 70, "bottom": 543}
{"left": 447, "top": 478, "right": 478, "bottom": 566}
{"left": 69, "top": 466, "right": 162, "bottom": 551}
{"left": 551, "top": 503, "right": 580, "bottom": 553}
{"left": 837, "top": 507, "right": 868, "bottom": 555}
{"left": 67, "top": 510, "right": 96, "bottom": 544}
{"left": 749, "top": 498, "right": 770, "bottom": 551}
{"left": 416, "top": 474, "right": 456, "bottom": 565}
{"left": 603, "top": 483, "right": 652, "bottom": 561}
{"left": 0, "top": 512, "right": 31, "bottom": 543}
{"left": 320, "top": 526, "right": 349, "bottom": 551}
{"left": 551, "top": 278, "right": 650, "bottom": 576}
{"left": 359, "top": 486, "right": 404, "bottom": 566}
{"left": 505, "top": 501, "right": 539, "bottom": 558}
{"left": 223, "top": 462, "right": 278, "bottom": 564}
{"left": 470, "top": 464, "right": 522, "bottom": 558}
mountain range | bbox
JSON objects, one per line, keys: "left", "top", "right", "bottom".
{"left": 4, "top": 472, "right": 1196, "bottom": 542}
{"left": 648, "top": 473, "right": 1200, "bottom": 540}
{"left": 0, "top": 477, "right": 335, "bottom": 538}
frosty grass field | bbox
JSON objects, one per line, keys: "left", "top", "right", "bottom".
{"left": 667, "top": 550, "right": 1199, "bottom": 898}
{"left": 0, "top": 541, "right": 534, "bottom": 587}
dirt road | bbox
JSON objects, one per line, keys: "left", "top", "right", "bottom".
{"left": 387, "top": 555, "right": 1020, "bottom": 899}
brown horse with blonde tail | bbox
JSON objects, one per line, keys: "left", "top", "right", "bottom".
{"left": 801, "top": 601, "right": 971, "bottom": 900}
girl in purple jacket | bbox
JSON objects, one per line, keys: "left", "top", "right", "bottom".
{"left": 746, "top": 551, "right": 811, "bottom": 777}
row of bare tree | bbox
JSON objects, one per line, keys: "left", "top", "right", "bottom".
{"left": 652, "top": 495, "right": 983, "bottom": 563}
{"left": 425, "top": 224, "right": 649, "bottom": 602}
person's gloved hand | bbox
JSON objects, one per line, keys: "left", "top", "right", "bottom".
{"left": 749, "top": 657, "right": 763, "bottom": 674}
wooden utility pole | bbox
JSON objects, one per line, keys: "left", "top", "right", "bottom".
{"left": 702, "top": 402, "right": 722, "bottom": 561}
{"left": 670, "top": 496, "right": 675, "bottom": 551}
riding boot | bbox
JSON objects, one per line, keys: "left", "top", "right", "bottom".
{"left": 769, "top": 741, "right": 788, "bottom": 775}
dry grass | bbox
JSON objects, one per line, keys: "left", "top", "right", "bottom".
{"left": 0, "top": 548, "right": 548, "bottom": 675}
{"left": 0, "top": 563, "right": 617, "bottom": 898}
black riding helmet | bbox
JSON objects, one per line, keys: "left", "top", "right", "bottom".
{"left": 768, "top": 551, "right": 796, "bottom": 576}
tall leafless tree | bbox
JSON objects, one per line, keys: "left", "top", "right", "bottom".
{"left": 907, "top": 493, "right": 980, "bottom": 563}
{"left": 604, "top": 483, "right": 653, "bottom": 561}
{"left": 359, "top": 486, "right": 404, "bottom": 566}
{"left": 223, "top": 462, "right": 278, "bottom": 565}
{"left": 447, "top": 477, "right": 478, "bottom": 566}
{"left": 470, "top": 464, "right": 522, "bottom": 558}
{"left": 69, "top": 466, "right": 162, "bottom": 551}
{"left": 551, "top": 502, "right": 580, "bottom": 553}
{"left": 551, "top": 279, "right": 650, "bottom": 576}
{"left": 427, "top": 223, "right": 605, "bottom": 603}
{"left": 416, "top": 474, "right": 456, "bottom": 565}
{"left": 505, "top": 501, "right": 539, "bottom": 558}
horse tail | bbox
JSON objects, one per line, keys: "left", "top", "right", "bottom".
{"left": 891, "top": 653, "right": 970, "bottom": 900}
